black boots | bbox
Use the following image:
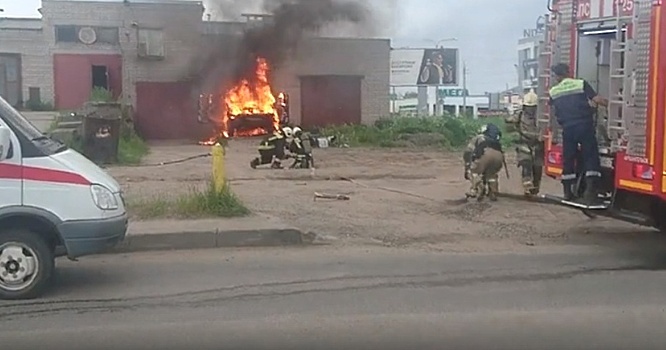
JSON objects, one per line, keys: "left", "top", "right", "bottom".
{"left": 582, "top": 176, "right": 601, "bottom": 205}
{"left": 562, "top": 183, "right": 574, "bottom": 201}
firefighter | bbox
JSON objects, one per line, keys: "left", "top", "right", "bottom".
{"left": 505, "top": 89, "right": 544, "bottom": 195}
{"left": 250, "top": 129, "right": 286, "bottom": 169}
{"left": 288, "top": 126, "right": 315, "bottom": 169}
{"left": 463, "top": 123, "right": 505, "bottom": 201}
{"left": 548, "top": 63, "right": 608, "bottom": 204}
{"left": 277, "top": 93, "right": 289, "bottom": 126}
{"left": 282, "top": 126, "right": 294, "bottom": 144}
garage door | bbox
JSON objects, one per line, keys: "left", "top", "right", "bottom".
{"left": 300, "top": 75, "right": 362, "bottom": 128}
{"left": 135, "top": 82, "right": 199, "bottom": 140}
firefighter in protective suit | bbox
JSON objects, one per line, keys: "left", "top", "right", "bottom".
{"left": 288, "top": 126, "right": 315, "bottom": 169}
{"left": 505, "top": 89, "right": 544, "bottom": 195}
{"left": 463, "top": 123, "right": 505, "bottom": 201}
{"left": 250, "top": 129, "right": 286, "bottom": 169}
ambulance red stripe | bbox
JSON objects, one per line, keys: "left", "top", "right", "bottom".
{"left": 0, "top": 163, "right": 91, "bottom": 185}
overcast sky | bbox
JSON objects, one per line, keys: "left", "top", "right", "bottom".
{"left": 1, "top": 0, "right": 546, "bottom": 93}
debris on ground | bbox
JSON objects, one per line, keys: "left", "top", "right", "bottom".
{"left": 314, "top": 192, "right": 351, "bottom": 201}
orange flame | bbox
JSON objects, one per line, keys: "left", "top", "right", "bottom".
{"left": 199, "top": 57, "right": 281, "bottom": 145}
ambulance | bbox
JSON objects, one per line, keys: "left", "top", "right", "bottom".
{"left": 0, "top": 96, "right": 127, "bottom": 299}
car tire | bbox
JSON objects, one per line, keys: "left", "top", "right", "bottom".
{"left": 0, "top": 229, "right": 55, "bottom": 300}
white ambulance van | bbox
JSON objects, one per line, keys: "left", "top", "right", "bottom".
{"left": 0, "top": 96, "right": 127, "bottom": 300}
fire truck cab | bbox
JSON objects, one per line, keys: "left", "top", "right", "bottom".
{"left": 536, "top": 0, "right": 666, "bottom": 230}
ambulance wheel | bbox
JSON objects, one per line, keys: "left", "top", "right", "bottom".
{"left": 0, "top": 229, "right": 55, "bottom": 300}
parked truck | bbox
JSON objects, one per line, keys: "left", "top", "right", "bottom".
{"left": 535, "top": 0, "right": 666, "bottom": 230}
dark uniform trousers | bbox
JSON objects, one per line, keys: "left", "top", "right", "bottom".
{"left": 561, "top": 122, "right": 601, "bottom": 185}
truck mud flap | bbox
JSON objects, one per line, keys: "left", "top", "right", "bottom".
{"left": 540, "top": 194, "right": 610, "bottom": 210}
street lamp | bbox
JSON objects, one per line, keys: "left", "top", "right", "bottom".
{"left": 423, "top": 37, "right": 458, "bottom": 48}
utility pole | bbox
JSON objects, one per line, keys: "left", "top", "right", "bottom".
{"left": 462, "top": 61, "right": 467, "bottom": 117}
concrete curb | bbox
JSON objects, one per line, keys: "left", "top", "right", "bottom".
{"left": 111, "top": 228, "right": 312, "bottom": 253}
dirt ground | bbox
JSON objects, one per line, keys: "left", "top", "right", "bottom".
{"left": 108, "top": 138, "right": 665, "bottom": 252}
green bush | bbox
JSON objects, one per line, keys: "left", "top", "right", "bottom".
{"left": 55, "top": 122, "right": 148, "bottom": 165}
{"left": 25, "top": 100, "right": 54, "bottom": 111}
{"left": 117, "top": 128, "right": 149, "bottom": 165}
{"left": 90, "top": 87, "right": 114, "bottom": 102}
{"left": 319, "top": 114, "right": 512, "bottom": 149}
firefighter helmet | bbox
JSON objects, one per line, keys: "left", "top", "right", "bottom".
{"left": 292, "top": 126, "right": 303, "bottom": 137}
{"left": 282, "top": 126, "right": 293, "bottom": 138}
{"left": 522, "top": 90, "right": 538, "bottom": 106}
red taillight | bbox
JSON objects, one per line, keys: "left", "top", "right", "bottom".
{"left": 632, "top": 163, "right": 654, "bottom": 180}
{"left": 547, "top": 151, "right": 562, "bottom": 164}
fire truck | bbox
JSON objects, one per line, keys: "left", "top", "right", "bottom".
{"left": 535, "top": 0, "right": 666, "bottom": 230}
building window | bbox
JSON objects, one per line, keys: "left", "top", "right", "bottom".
{"left": 55, "top": 25, "right": 78, "bottom": 42}
{"left": 137, "top": 28, "right": 165, "bottom": 59}
{"left": 55, "top": 25, "right": 119, "bottom": 44}
{"left": 96, "top": 27, "right": 119, "bottom": 44}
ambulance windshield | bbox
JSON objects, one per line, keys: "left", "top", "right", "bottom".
{"left": 0, "top": 97, "right": 44, "bottom": 141}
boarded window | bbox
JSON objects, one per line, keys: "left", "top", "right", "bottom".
{"left": 96, "top": 27, "right": 119, "bottom": 44}
{"left": 138, "top": 29, "right": 165, "bottom": 57}
{"left": 137, "top": 28, "right": 165, "bottom": 59}
{"left": 55, "top": 25, "right": 77, "bottom": 42}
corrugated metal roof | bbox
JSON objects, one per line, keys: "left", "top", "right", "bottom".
{"left": 0, "top": 18, "right": 43, "bottom": 30}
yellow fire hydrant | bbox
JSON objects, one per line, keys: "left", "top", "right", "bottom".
{"left": 211, "top": 143, "right": 226, "bottom": 192}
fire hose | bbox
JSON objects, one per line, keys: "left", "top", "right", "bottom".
{"left": 119, "top": 153, "right": 212, "bottom": 167}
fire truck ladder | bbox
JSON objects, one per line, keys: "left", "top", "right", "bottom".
{"left": 628, "top": 1, "right": 651, "bottom": 159}
{"left": 536, "top": 13, "right": 554, "bottom": 136}
{"left": 537, "top": 0, "right": 575, "bottom": 144}
{"left": 606, "top": 3, "right": 635, "bottom": 151}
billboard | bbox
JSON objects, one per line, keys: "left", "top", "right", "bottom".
{"left": 390, "top": 48, "right": 459, "bottom": 86}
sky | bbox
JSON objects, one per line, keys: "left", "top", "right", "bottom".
{"left": 0, "top": 0, "right": 547, "bottom": 93}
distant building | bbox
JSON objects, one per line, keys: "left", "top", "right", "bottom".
{"left": 0, "top": 0, "right": 390, "bottom": 140}
{"left": 516, "top": 15, "right": 546, "bottom": 92}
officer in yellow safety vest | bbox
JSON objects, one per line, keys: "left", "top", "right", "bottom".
{"left": 548, "top": 63, "right": 608, "bottom": 204}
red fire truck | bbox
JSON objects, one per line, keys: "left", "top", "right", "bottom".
{"left": 536, "top": 0, "right": 666, "bottom": 230}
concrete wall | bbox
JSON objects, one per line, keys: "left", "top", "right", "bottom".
{"left": 2, "top": 1, "right": 390, "bottom": 129}
{"left": 0, "top": 27, "right": 52, "bottom": 105}
{"left": 41, "top": 0, "right": 205, "bottom": 107}
{"left": 274, "top": 37, "right": 390, "bottom": 125}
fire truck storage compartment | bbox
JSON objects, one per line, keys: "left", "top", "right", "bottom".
{"left": 576, "top": 25, "right": 623, "bottom": 101}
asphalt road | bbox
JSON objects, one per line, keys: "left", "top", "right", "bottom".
{"left": 2, "top": 245, "right": 666, "bottom": 349}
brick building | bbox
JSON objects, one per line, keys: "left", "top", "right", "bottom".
{"left": 0, "top": 0, "right": 390, "bottom": 140}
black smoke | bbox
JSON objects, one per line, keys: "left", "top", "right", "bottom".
{"left": 195, "top": 0, "right": 369, "bottom": 89}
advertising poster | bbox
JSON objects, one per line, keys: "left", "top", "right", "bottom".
{"left": 390, "top": 48, "right": 459, "bottom": 86}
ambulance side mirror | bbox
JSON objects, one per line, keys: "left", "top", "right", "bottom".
{"left": 0, "top": 126, "right": 11, "bottom": 161}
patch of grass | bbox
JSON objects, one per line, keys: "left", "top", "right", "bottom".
{"left": 128, "top": 182, "right": 250, "bottom": 220}
{"left": 319, "top": 114, "right": 512, "bottom": 150}
{"left": 117, "top": 128, "right": 149, "bottom": 165}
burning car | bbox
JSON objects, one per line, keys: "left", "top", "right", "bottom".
{"left": 199, "top": 57, "right": 289, "bottom": 142}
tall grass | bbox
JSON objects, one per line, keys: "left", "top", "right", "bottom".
{"left": 319, "top": 114, "right": 512, "bottom": 149}
{"left": 128, "top": 182, "right": 250, "bottom": 220}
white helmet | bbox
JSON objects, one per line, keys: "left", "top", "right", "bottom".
{"left": 292, "top": 126, "right": 302, "bottom": 136}
{"left": 478, "top": 124, "right": 487, "bottom": 134}
{"left": 522, "top": 90, "right": 538, "bottom": 106}
{"left": 282, "top": 126, "right": 293, "bottom": 138}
